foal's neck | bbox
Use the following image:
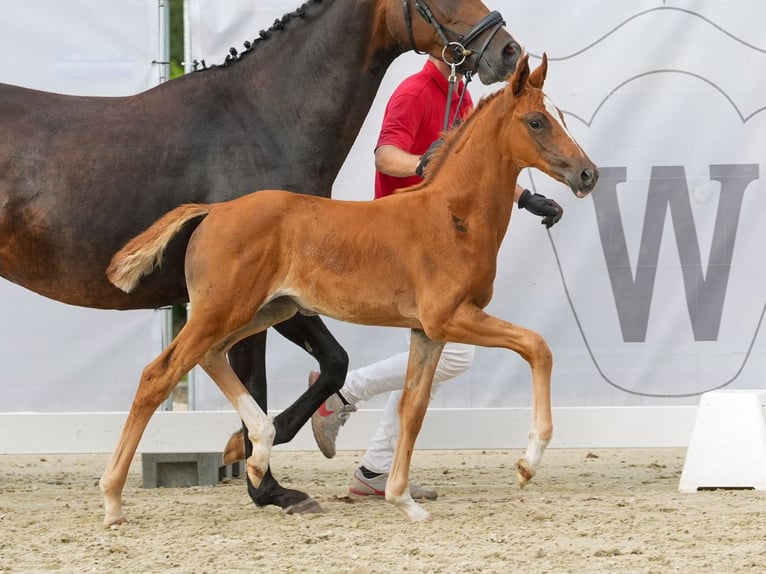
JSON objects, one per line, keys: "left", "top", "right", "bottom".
{"left": 431, "top": 97, "right": 521, "bottom": 238}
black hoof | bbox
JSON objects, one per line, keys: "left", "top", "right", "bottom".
{"left": 248, "top": 468, "right": 320, "bottom": 512}
{"left": 283, "top": 496, "right": 325, "bottom": 515}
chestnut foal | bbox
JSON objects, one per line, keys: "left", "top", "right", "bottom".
{"left": 105, "top": 53, "right": 598, "bottom": 523}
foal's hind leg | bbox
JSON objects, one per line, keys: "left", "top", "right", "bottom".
{"left": 227, "top": 333, "right": 323, "bottom": 514}
{"left": 200, "top": 350, "right": 275, "bottom": 490}
{"left": 387, "top": 329, "right": 444, "bottom": 522}
{"left": 99, "top": 325, "right": 216, "bottom": 527}
{"left": 223, "top": 315, "right": 347, "bottom": 514}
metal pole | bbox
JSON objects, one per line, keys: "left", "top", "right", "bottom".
{"left": 181, "top": 1, "right": 198, "bottom": 410}
{"left": 158, "top": 0, "right": 171, "bottom": 410}
{"left": 160, "top": 306, "right": 174, "bottom": 410}
{"left": 183, "top": 0, "right": 193, "bottom": 74}
{"left": 157, "top": 0, "right": 171, "bottom": 84}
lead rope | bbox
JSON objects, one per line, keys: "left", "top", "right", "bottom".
{"left": 441, "top": 43, "right": 471, "bottom": 132}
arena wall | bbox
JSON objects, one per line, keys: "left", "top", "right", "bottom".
{"left": 1, "top": 1, "right": 764, "bottom": 453}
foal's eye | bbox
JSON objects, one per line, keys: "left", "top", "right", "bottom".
{"left": 529, "top": 119, "right": 543, "bottom": 130}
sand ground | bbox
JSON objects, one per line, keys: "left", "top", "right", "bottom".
{"left": 1, "top": 448, "right": 765, "bottom": 573}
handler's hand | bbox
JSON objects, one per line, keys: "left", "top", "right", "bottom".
{"left": 517, "top": 189, "right": 563, "bottom": 229}
{"left": 415, "top": 138, "right": 444, "bottom": 177}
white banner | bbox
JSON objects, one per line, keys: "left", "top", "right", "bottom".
{"left": 187, "top": 1, "right": 766, "bottom": 411}
{"left": 0, "top": 0, "right": 163, "bottom": 412}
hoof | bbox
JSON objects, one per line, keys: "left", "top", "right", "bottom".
{"left": 516, "top": 459, "right": 534, "bottom": 488}
{"left": 406, "top": 505, "right": 431, "bottom": 522}
{"left": 103, "top": 514, "right": 127, "bottom": 528}
{"left": 283, "top": 496, "right": 325, "bottom": 515}
{"left": 222, "top": 430, "right": 245, "bottom": 465}
{"left": 392, "top": 498, "right": 431, "bottom": 522}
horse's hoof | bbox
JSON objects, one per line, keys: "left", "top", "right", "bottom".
{"left": 516, "top": 459, "right": 534, "bottom": 488}
{"left": 103, "top": 514, "right": 127, "bottom": 528}
{"left": 282, "top": 496, "right": 325, "bottom": 515}
{"left": 222, "top": 430, "right": 245, "bottom": 465}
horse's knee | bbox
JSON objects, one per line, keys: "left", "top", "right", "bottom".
{"left": 317, "top": 345, "right": 348, "bottom": 394}
{"left": 526, "top": 332, "right": 552, "bottom": 370}
{"left": 324, "top": 344, "right": 349, "bottom": 380}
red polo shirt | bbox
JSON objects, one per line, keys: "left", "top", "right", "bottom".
{"left": 374, "top": 60, "right": 474, "bottom": 199}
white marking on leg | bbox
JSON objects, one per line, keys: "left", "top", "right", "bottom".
{"left": 237, "top": 393, "right": 275, "bottom": 488}
{"left": 523, "top": 428, "right": 550, "bottom": 472}
{"left": 387, "top": 491, "right": 431, "bottom": 522}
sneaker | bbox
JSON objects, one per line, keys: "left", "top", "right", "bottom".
{"left": 309, "top": 371, "right": 357, "bottom": 458}
{"left": 348, "top": 466, "right": 438, "bottom": 500}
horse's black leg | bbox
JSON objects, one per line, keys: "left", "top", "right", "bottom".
{"left": 228, "top": 332, "right": 320, "bottom": 514}
{"left": 270, "top": 314, "right": 349, "bottom": 444}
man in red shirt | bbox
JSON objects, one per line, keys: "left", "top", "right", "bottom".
{"left": 311, "top": 56, "right": 563, "bottom": 500}
{"left": 374, "top": 56, "right": 475, "bottom": 199}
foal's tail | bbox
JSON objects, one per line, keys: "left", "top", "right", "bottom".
{"left": 107, "top": 203, "right": 213, "bottom": 293}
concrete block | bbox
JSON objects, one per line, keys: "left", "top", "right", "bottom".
{"left": 141, "top": 452, "right": 242, "bottom": 488}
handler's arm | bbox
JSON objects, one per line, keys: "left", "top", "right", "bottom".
{"left": 374, "top": 144, "right": 421, "bottom": 178}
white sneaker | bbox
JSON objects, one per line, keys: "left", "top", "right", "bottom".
{"left": 309, "top": 371, "right": 357, "bottom": 458}
{"left": 348, "top": 466, "right": 438, "bottom": 500}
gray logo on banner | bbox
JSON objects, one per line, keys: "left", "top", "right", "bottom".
{"left": 592, "top": 165, "right": 759, "bottom": 343}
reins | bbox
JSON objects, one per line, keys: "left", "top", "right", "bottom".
{"left": 400, "top": 0, "right": 505, "bottom": 131}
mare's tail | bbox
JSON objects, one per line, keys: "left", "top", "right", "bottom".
{"left": 107, "top": 203, "right": 213, "bottom": 293}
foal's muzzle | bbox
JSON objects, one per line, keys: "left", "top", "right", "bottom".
{"left": 573, "top": 166, "right": 599, "bottom": 198}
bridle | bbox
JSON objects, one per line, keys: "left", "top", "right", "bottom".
{"left": 401, "top": 0, "right": 505, "bottom": 74}
{"left": 401, "top": 0, "right": 506, "bottom": 131}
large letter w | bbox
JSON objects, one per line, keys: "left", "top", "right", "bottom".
{"left": 592, "top": 164, "right": 758, "bottom": 342}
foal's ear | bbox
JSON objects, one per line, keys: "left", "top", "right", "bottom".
{"left": 528, "top": 53, "right": 548, "bottom": 89}
{"left": 510, "top": 52, "right": 530, "bottom": 97}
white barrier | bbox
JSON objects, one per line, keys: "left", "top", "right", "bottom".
{"left": 679, "top": 390, "right": 766, "bottom": 491}
{"left": 0, "top": 406, "right": 698, "bottom": 454}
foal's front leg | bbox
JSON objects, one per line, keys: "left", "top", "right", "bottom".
{"left": 387, "top": 329, "right": 444, "bottom": 522}
{"left": 443, "top": 306, "right": 553, "bottom": 486}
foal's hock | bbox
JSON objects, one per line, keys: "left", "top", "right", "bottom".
{"left": 107, "top": 53, "right": 598, "bottom": 523}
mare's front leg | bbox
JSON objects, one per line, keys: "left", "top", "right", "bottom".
{"left": 271, "top": 314, "right": 348, "bottom": 443}
{"left": 225, "top": 316, "right": 347, "bottom": 513}
{"left": 227, "top": 332, "right": 322, "bottom": 514}
{"left": 443, "top": 306, "right": 553, "bottom": 486}
{"left": 387, "top": 329, "right": 444, "bottom": 522}
{"left": 224, "top": 315, "right": 348, "bottom": 456}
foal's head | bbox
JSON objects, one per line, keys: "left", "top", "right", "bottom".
{"left": 503, "top": 53, "right": 598, "bottom": 197}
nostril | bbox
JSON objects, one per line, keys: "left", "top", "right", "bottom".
{"left": 581, "top": 168, "right": 594, "bottom": 184}
{"left": 504, "top": 43, "right": 516, "bottom": 55}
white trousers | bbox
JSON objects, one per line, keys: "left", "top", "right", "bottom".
{"left": 341, "top": 342, "right": 475, "bottom": 474}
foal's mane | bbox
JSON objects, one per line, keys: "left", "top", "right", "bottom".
{"left": 414, "top": 86, "right": 506, "bottom": 186}
{"left": 196, "top": 0, "right": 325, "bottom": 71}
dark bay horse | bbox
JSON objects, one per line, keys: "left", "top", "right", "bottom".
{"left": 106, "top": 53, "right": 598, "bottom": 525}
{"left": 0, "top": 0, "right": 521, "bottom": 514}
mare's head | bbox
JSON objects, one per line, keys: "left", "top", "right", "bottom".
{"left": 502, "top": 53, "right": 598, "bottom": 197}
{"left": 386, "top": 0, "right": 523, "bottom": 84}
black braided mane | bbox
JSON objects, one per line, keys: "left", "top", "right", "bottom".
{"left": 193, "top": 0, "right": 324, "bottom": 71}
